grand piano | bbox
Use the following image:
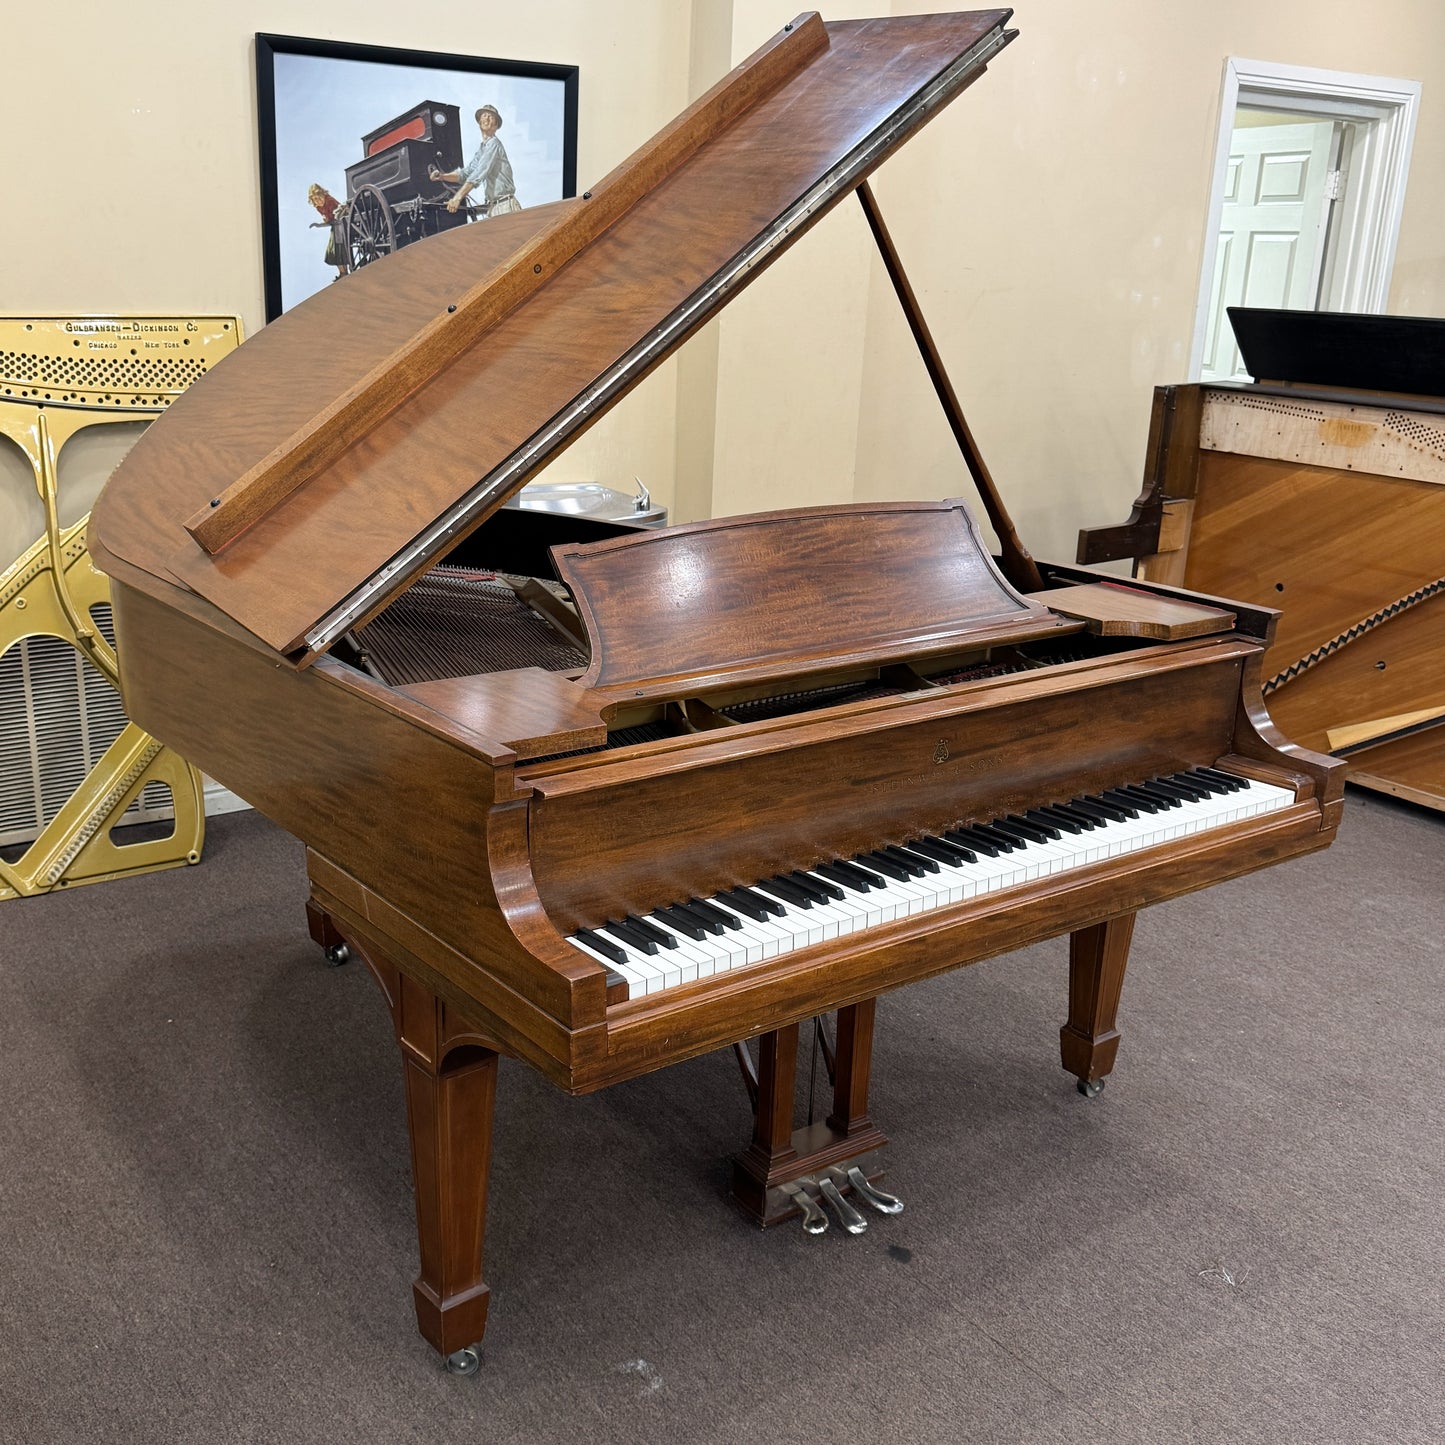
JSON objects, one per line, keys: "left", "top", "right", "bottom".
{"left": 91, "top": 10, "right": 1344, "bottom": 1373}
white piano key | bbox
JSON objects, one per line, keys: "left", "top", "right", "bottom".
{"left": 567, "top": 935, "right": 651, "bottom": 996}
{"left": 582, "top": 768, "right": 1300, "bottom": 1000}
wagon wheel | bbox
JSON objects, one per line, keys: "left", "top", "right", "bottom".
{"left": 345, "top": 184, "right": 396, "bottom": 270}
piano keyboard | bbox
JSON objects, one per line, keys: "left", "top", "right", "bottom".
{"left": 566, "top": 769, "right": 1296, "bottom": 998}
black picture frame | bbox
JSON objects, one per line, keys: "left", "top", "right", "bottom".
{"left": 255, "top": 33, "right": 578, "bottom": 321}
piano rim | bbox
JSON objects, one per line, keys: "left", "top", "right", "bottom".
{"left": 306, "top": 762, "right": 1336, "bottom": 1096}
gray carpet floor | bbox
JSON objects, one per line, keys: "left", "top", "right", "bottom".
{"left": 0, "top": 789, "right": 1440, "bottom": 1445}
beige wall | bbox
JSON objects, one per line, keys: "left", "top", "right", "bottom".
{"left": 0, "top": 0, "right": 692, "bottom": 559}
{"left": 4, "top": 1, "right": 1442, "bottom": 572}
{"left": 685, "top": 0, "right": 1444, "bottom": 562}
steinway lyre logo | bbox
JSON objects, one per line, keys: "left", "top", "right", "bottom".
{"left": 932, "top": 739, "right": 951, "bottom": 765}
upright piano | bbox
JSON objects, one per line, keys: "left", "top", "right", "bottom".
{"left": 91, "top": 10, "right": 1344, "bottom": 1373}
{"left": 1078, "top": 307, "right": 1445, "bottom": 811}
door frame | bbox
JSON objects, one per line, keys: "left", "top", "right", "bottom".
{"left": 1187, "top": 57, "right": 1420, "bottom": 381}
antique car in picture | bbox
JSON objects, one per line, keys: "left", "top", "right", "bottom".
{"left": 338, "top": 100, "right": 482, "bottom": 271}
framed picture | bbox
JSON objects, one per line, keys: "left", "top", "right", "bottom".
{"left": 255, "top": 34, "right": 578, "bottom": 320}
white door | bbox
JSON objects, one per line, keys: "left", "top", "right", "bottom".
{"left": 1200, "top": 119, "right": 1335, "bottom": 381}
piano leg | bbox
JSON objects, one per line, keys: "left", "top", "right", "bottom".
{"left": 309, "top": 901, "right": 499, "bottom": 1373}
{"left": 393, "top": 971, "right": 498, "bottom": 1371}
{"left": 1060, "top": 913, "right": 1137, "bottom": 1098}
{"left": 732, "top": 1002, "right": 892, "bottom": 1229}
{"left": 304, "top": 897, "right": 350, "bottom": 965}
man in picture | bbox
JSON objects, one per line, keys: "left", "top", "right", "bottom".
{"left": 431, "top": 104, "right": 520, "bottom": 217}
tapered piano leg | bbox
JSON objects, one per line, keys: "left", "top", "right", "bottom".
{"left": 1060, "top": 913, "right": 1136, "bottom": 1097}
{"left": 310, "top": 901, "right": 500, "bottom": 1372}
{"left": 732, "top": 1004, "right": 891, "bottom": 1228}
{"left": 393, "top": 972, "right": 498, "bottom": 1367}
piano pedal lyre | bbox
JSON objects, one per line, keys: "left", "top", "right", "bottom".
{"left": 732, "top": 1000, "right": 902, "bottom": 1237}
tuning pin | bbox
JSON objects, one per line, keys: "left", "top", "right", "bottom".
{"left": 818, "top": 1177, "right": 868, "bottom": 1234}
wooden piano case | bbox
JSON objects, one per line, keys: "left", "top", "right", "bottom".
{"left": 91, "top": 12, "right": 1344, "bottom": 1373}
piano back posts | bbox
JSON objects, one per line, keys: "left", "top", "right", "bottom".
{"left": 90, "top": 12, "right": 1343, "bottom": 1371}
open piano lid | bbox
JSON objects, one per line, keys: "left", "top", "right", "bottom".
{"left": 92, "top": 10, "right": 1017, "bottom": 664}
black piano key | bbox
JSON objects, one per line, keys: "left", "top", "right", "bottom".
{"left": 1022, "top": 810, "right": 1065, "bottom": 838}
{"left": 942, "top": 827, "right": 997, "bottom": 856}
{"left": 967, "top": 824, "right": 1025, "bottom": 852}
{"left": 1075, "top": 803, "right": 1127, "bottom": 826}
{"left": 1038, "top": 805, "right": 1093, "bottom": 832}
{"left": 1115, "top": 785, "right": 1168, "bottom": 812}
{"left": 918, "top": 834, "right": 976, "bottom": 864}
{"left": 653, "top": 906, "right": 709, "bottom": 941}
{"left": 1180, "top": 769, "right": 1229, "bottom": 796}
{"left": 780, "top": 867, "right": 838, "bottom": 901}
{"left": 626, "top": 914, "right": 677, "bottom": 949}
{"left": 815, "top": 860, "right": 884, "bottom": 892}
{"left": 1097, "top": 791, "right": 1143, "bottom": 817}
{"left": 1164, "top": 772, "right": 1213, "bottom": 800}
{"left": 901, "top": 838, "right": 960, "bottom": 868}
{"left": 1195, "top": 766, "right": 1247, "bottom": 792}
{"left": 1077, "top": 796, "right": 1128, "bottom": 822}
{"left": 881, "top": 844, "right": 936, "bottom": 876}
{"left": 574, "top": 928, "right": 628, "bottom": 965}
{"left": 1147, "top": 778, "right": 1198, "bottom": 803}
{"left": 665, "top": 902, "right": 723, "bottom": 937}
{"left": 603, "top": 919, "right": 659, "bottom": 956}
{"left": 1132, "top": 781, "right": 1185, "bottom": 808}
{"left": 757, "top": 877, "right": 815, "bottom": 909}
{"left": 856, "top": 851, "right": 912, "bottom": 881}
{"left": 990, "top": 819, "right": 1044, "bottom": 846}
{"left": 687, "top": 897, "right": 745, "bottom": 931}
{"left": 715, "top": 888, "right": 776, "bottom": 922}
{"left": 1085, "top": 793, "right": 1136, "bottom": 819}
{"left": 789, "top": 870, "right": 845, "bottom": 901}
{"left": 1002, "top": 815, "right": 1051, "bottom": 842}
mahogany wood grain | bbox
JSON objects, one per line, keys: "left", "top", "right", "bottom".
{"left": 83, "top": 9, "right": 1354, "bottom": 1368}
{"left": 91, "top": 201, "right": 565, "bottom": 578}
{"left": 526, "top": 645, "right": 1250, "bottom": 931}
{"left": 184, "top": 15, "right": 830, "bottom": 556}
{"left": 1030, "top": 582, "right": 1234, "bottom": 640}
{"left": 400, "top": 668, "right": 607, "bottom": 760}
{"left": 1060, "top": 914, "right": 1135, "bottom": 1085}
{"left": 107, "top": 580, "right": 604, "bottom": 1036}
{"left": 553, "top": 501, "right": 1060, "bottom": 696}
{"left": 96, "top": 12, "right": 1014, "bottom": 656}
{"left": 338, "top": 929, "right": 500, "bottom": 1359}
{"left": 744, "top": 1022, "right": 800, "bottom": 1172}
{"left": 826, "top": 999, "right": 877, "bottom": 1138}
{"left": 732, "top": 1005, "right": 890, "bottom": 1226}
{"left": 596, "top": 794, "right": 1332, "bottom": 1089}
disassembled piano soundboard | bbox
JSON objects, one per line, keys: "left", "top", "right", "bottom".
{"left": 0, "top": 314, "right": 240, "bottom": 898}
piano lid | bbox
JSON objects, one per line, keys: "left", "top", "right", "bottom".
{"left": 91, "top": 10, "right": 1016, "bottom": 663}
